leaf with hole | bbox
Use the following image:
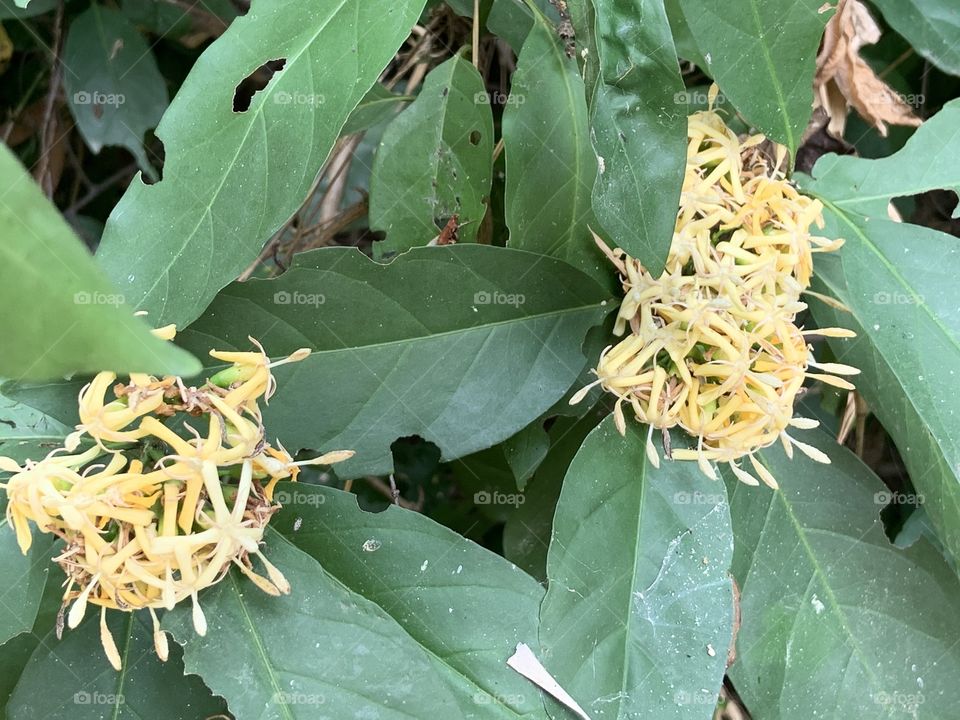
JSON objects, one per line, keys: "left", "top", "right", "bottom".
{"left": 370, "top": 53, "right": 493, "bottom": 255}
{"left": 800, "top": 99, "right": 960, "bottom": 217}
{"left": 94, "top": 0, "right": 429, "bottom": 328}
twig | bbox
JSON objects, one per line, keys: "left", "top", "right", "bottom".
{"left": 386, "top": 23, "right": 434, "bottom": 90}
{"left": 63, "top": 163, "right": 137, "bottom": 217}
{"left": 471, "top": 0, "right": 480, "bottom": 69}
{"left": 37, "top": 0, "right": 65, "bottom": 197}
{"left": 237, "top": 136, "right": 353, "bottom": 281}
{"left": 294, "top": 198, "right": 368, "bottom": 250}
{"left": 405, "top": 62, "right": 429, "bottom": 95}
{"left": 1, "top": 70, "right": 46, "bottom": 144}
{"left": 492, "top": 137, "right": 504, "bottom": 163}
{"left": 387, "top": 474, "right": 401, "bottom": 504}
{"left": 878, "top": 47, "right": 914, "bottom": 81}
{"left": 316, "top": 135, "right": 361, "bottom": 226}
{"left": 363, "top": 476, "right": 424, "bottom": 511}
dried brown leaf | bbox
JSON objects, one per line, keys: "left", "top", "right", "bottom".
{"left": 814, "top": 0, "right": 922, "bottom": 137}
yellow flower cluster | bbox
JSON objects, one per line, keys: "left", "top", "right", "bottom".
{"left": 0, "top": 330, "right": 353, "bottom": 670}
{"left": 573, "top": 97, "right": 858, "bottom": 487}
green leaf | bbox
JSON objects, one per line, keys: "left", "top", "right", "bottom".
{"left": 564, "top": 0, "right": 600, "bottom": 97}
{"left": 370, "top": 54, "right": 493, "bottom": 255}
{"left": 589, "top": 0, "right": 686, "bottom": 273}
{"left": 165, "top": 531, "right": 473, "bottom": 719}
{"left": 805, "top": 213, "right": 960, "bottom": 568}
{"left": 172, "top": 245, "right": 610, "bottom": 478}
{"left": 800, "top": 102, "right": 960, "bottom": 565}
{"left": 0, "top": 562, "right": 62, "bottom": 709}
{"left": 446, "top": 0, "right": 494, "bottom": 21}
{"left": 0, "top": 389, "right": 72, "bottom": 464}
{"left": 273, "top": 483, "right": 548, "bottom": 718}
{"left": 502, "top": 2, "right": 607, "bottom": 283}
{"left": 0, "top": 144, "right": 200, "bottom": 381}
{"left": 871, "top": 0, "right": 960, "bottom": 77}
{"left": 0, "top": 526, "right": 53, "bottom": 647}
{"left": 341, "top": 83, "right": 412, "bottom": 136}
{"left": 63, "top": 5, "right": 168, "bottom": 179}
{"left": 502, "top": 421, "right": 550, "bottom": 490}
{"left": 487, "top": 0, "right": 559, "bottom": 51}
{"left": 1, "top": 0, "right": 53, "bottom": 16}
{"left": 0, "top": 633, "right": 43, "bottom": 710}
{"left": 676, "top": 0, "right": 831, "bottom": 154}
{"left": 8, "top": 611, "right": 227, "bottom": 719}
{"left": 120, "top": 0, "right": 237, "bottom": 39}
{"left": 725, "top": 432, "right": 960, "bottom": 719}
{"left": 503, "top": 410, "right": 605, "bottom": 581}
{"left": 94, "top": 0, "right": 429, "bottom": 328}
{"left": 664, "top": 0, "right": 708, "bottom": 67}
{"left": 539, "top": 416, "right": 734, "bottom": 717}
{"left": 801, "top": 99, "right": 960, "bottom": 218}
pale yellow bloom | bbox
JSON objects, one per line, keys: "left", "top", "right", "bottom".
{"left": 0, "top": 337, "right": 352, "bottom": 669}
{"left": 574, "top": 100, "right": 859, "bottom": 487}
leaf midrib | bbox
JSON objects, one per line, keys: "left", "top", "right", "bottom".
{"left": 760, "top": 465, "right": 895, "bottom": 719}
{"left": 818, "top": 199, "right": 960, "bottom": 364}
{"left": 110, "top": 614, "right": 135, "bottom": 720}
{"left": 618, "top": 448, "right": 648, "bottom": 720}
{"left": 198, "top": 292, "right": 610, "bottom": 359}
{"left": 227, "top": 569, "right": 297, "bottom": 720}
{"left": 746, "top": 0, "right": 793, "bottom": 152}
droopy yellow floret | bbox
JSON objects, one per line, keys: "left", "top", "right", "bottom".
{"left": 573, "top": 94, "right": 858, "bottom": 487}
{"left": 0, "top": 330, "right": 353, "bottom": 670}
